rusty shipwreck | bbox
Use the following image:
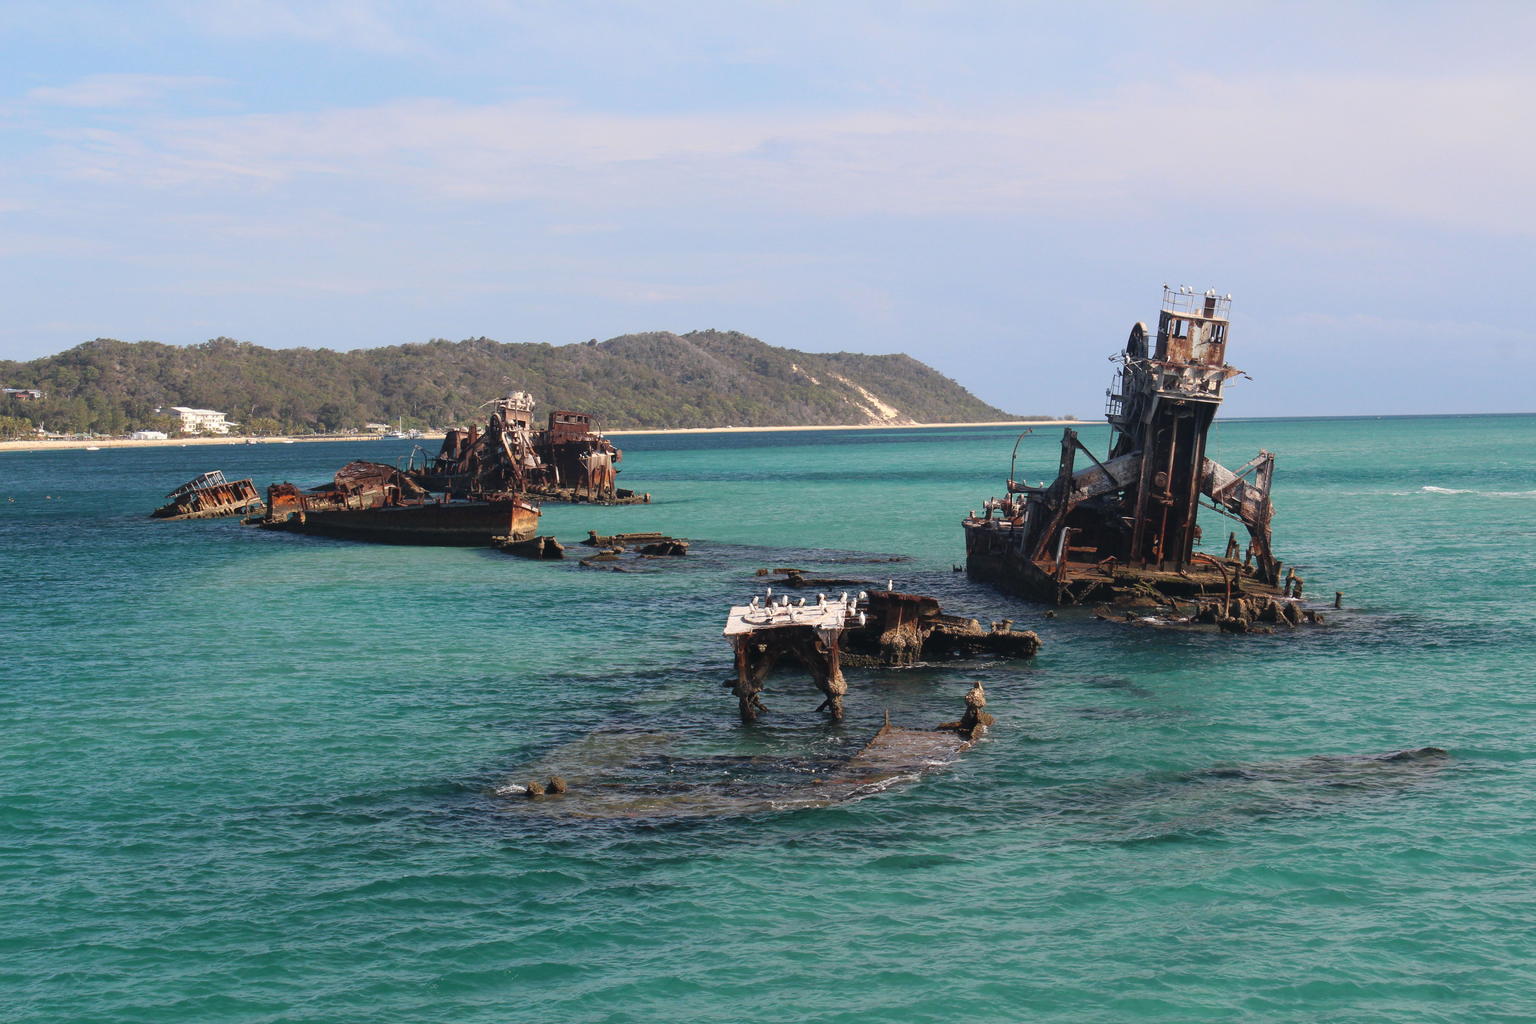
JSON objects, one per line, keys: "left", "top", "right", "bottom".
{"left": 151, "top": 470, "right": 264, "bottom": 520}
{"left": 963, "top": 287, "right": 1303, "bottom": 616}
{"left": 260, "top": 458, "right": 539, "bottom": 547}
{"left": 409, "top": 391, "right": 646, "bottom": 505}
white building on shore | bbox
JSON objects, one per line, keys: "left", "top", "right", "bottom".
{"left": 130, "top": 430, "right": 169, "bottom": 440}
{"left": 159, "top": 407, "right": 235, "bottom": 434}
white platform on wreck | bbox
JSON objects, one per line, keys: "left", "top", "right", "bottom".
{"left": 723, "top": 594, "right": 860, "bottom": 636}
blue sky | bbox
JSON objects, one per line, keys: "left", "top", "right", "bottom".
{"left": 3, "top": 1, "right": 1531, "bottom": 416}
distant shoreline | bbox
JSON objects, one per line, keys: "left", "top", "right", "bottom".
{"left": 0, "top": 420, "right": 1079, "bottom": 453}
{"left": 0, "top": 433, "right": 413, "bottom": 453}
{"left": 603, "top": 419, "right": 1079, "bottom": 437}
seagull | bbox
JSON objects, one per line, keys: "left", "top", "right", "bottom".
{"left": 858, "top": 611, "right": 867, "bottom": 626}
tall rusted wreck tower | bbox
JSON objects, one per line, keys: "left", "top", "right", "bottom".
{"left": 963, "top": 287, "right": 1284, "bottom": 608}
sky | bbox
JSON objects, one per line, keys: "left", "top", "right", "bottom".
{"left": 2, "top": 0, "right": 1532, "bottom": 417}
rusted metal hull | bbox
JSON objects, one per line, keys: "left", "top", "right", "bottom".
{"left": 526, "top": 486, "right": 650, "bottom": 506}
{"left": 263, "top": 498, "right": 539, "bottom": 546}
{"left": 415, "top": 479, "right": 648, "bottom": 506}
{"left": 151, "top": 474, "right": 264, "bottom": 520}
{"left": 152, "top": 496, "right": 265, "bottom": 521}
{"left": 962, "top": 520, "right": 1058, "bottom": 601}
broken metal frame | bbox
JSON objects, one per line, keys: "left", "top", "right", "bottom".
{"left": 964, "top": 287, "right": 1290, "bottom": 610}
{"left": 723, "top": 589, "right": 1040, "bottom": 723}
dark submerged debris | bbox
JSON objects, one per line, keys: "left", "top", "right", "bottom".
{"left": 756, "top": 567, "right": 873, "bottom": 589}
{"left": 638, "top": 538, "right": 689, "bottom": 556}
{"left": 495, "top": 684, "right": 993, "bottom": 819}
{"left": 584, "top": 530, "right": 685, "bottom": 549}
{"left": 494, "top": 534, "right": 565, "bottom": 559}
{"left": 570, "top": 530, "right": 690, "bottom": 567}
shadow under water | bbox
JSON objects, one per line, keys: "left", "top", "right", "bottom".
{"left": 1085, "top": 746, "right": 1454, "bottom": 844}
{"left": 491, "top": 723, "right": 976, "bottom": 820}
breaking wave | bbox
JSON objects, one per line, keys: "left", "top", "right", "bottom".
{"left": 1394, "top": 486, "right": 1536, "bottom": 497}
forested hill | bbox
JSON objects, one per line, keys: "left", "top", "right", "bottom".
{"left": 0, "top": 330, "right": 1031, "bottom": 435}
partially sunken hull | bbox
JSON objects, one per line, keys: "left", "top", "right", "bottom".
{"left": 151, "top": 471, "right": 264, "bottom": 521}
{"left": 962, "top": 521, "right": 1059, "bottom": 603}
{"left": 964, "top": 518, "right": 1281, "bottom": 606}
{"left": 265, "top": 498, "right": 539, "bottom": 546}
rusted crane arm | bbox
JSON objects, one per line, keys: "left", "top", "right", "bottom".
{"left": 1067, "top": 451, "right": 1143, "bottom": 504}
{"left": 1200, "top": 452, "right": 1274, "bottom": 525}
{"left": 1200, "top": 451, "right": 1279, "bottom": 584}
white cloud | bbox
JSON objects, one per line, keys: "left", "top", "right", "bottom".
{"left": 25, "top": 73, "right": 224, "bottom": 109}
{"left": 171, "top": 0, "right": 417, "bottom": 53}
{"left": 28, "top": 71, "right": 1536, "bottom": 237}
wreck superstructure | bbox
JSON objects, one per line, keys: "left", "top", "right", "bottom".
{"left": 411, "top": 392, "right": 643, "bottom": 504}
{"left": 964, "top": 287, "right": 1285, "bottom": 608}
{"left": 410, "top": 391, "right": 542, "bottom": 498}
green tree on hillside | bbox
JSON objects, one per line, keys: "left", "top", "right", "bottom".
{"left": 7, "top": 331, "right": 1038, "bottom": 433}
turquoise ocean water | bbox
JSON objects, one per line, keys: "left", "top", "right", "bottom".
{"left": 3, "top": 415, "right": 1534, "bottom": 1023}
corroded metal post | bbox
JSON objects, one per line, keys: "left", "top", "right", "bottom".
{"left": 729, "top": 624, "right": 847, "bottom": 723}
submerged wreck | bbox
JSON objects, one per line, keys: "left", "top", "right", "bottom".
{"left": 964, "top": 287, "right": 1315, "bottom": 625}
{"left": 151, "top": 470, "right": 263, "bottom": 520}
{"left": 496, "top": 683, "right": 996, "bottom": 820}
{"left": 723, "top": 588, "right": 1040, "bottom": 721}
{"left": 409, "top": 391, "right": 647, "bottom": 505}
{"left": 260, "top": 460, "right": 539, "bottom": 546}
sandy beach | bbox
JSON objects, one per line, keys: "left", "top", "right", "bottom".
{"left": 0, "top": 420, "right": 1079, "bottom": 454}
{"left": 0, "top": 433, "right": 399, "bottom": 454}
